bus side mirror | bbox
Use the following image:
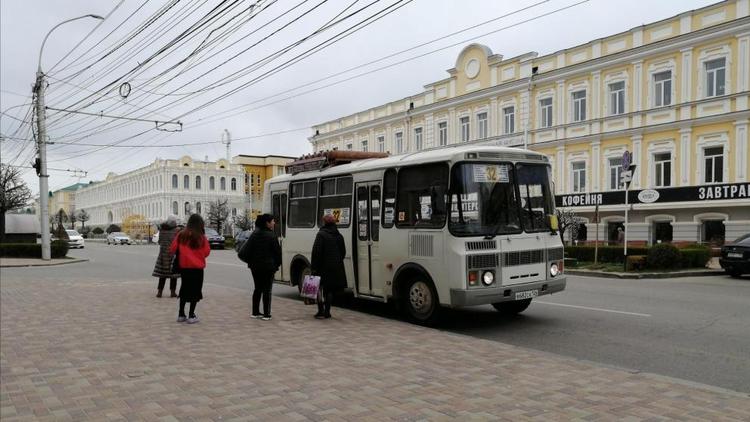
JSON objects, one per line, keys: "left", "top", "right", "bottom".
{"left": 549, "top": 214, "right": 559, "bottom": 233}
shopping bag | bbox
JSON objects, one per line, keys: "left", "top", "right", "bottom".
{"left": 300, "top": 275, "right": 320, "bottom": 300}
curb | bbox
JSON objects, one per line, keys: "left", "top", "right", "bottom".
{"left": 566, "top": 269, "right": 726, "bottom": 279}
{"left": 0, "top": 258, "right": 89, "bottom": 268}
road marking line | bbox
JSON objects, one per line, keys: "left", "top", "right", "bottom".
{"left": 534, "top": 301, "right": 652, "bottom": 317}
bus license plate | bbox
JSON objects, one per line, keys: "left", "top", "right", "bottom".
{"left": 515, "top": 290, "right": 538, "bottom": 300}
{"left": 727, "top": 252, "right": 743, "bottom": 258}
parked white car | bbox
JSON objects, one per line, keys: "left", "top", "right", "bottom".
{"left": 152, "top": 231, "right": 159, "bottom": 244}
{"left": 65, "top": 230, "right": 85, "bottom": 249}
{"left": 107, "top": 232, "right": 133, "bottom": 245}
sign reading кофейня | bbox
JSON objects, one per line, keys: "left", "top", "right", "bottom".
{"left": 555, "top": 182, "right": 750, "bottom": 207}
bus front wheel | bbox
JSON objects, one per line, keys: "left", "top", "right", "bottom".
{"left": 403, "top": 278, "right": 440, "bottom": 325}
{"left": 492, "top": 299, "right": 532, "bottom": 316}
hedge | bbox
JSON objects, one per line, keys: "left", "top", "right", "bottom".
{"left": 647, "top": 243, "right": 681, "bottom": 270}
{"left": 565, "top": 245, "right": 710, "bottom": 269}
{"left": 0, "top": 240, "right": 69, "bottom": 258}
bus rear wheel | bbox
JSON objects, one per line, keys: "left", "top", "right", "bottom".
{"left": 492, "top": 299, "right": 532, "bottom": 316}
{"left": 403, "top": 278, "right": 440, "bottom": 325}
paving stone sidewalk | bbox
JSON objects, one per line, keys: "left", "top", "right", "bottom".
{"left": 1, "top": 277, "right": 748, "bottom": 421}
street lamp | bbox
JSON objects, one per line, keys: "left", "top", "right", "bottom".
{"left": 36, "top": 14, "right": 103, "bottom": 260}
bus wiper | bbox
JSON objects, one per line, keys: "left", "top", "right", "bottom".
{"left": 483, "top": 223, "right": 502, "bottom": 240}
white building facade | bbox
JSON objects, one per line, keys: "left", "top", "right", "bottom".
{"left": 75, "top": 156, "right": 247, "bottom": 229}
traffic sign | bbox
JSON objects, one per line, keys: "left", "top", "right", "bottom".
{"left": 621, "top": 151, "right": 632, "bottom": 170}
{"left": 620, "top": 170, "right": 632, "bottom": 184}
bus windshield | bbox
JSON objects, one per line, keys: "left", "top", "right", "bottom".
{"left": 515, "top": 163, "right": 555, "bottom": 232}
{"left": 449, "top": 162, "right": 521, "bottom": 237}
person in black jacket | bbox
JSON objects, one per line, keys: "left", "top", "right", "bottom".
{"left": 238, "top": 214, "right": 281, "bottom": 320}
{"left": 311, "top": 214, "right": 347, "bottom": 319}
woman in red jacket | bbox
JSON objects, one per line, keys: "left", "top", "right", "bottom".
{"left": 170, "top": 214, "right": 211, "bottom": 324}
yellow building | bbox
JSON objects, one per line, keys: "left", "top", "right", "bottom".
{"left": 233, "top": 155, "right": 296, "bottom": 219}
{"left": 310, "top": 0, "right": 750, "bottom": 246}
{"left": 48, "top": 183, "right": 88, "bottom": 224}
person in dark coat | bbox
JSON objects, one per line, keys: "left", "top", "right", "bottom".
{"left": 311, "top": 214, "right": 347, "bottom": 319}
{"left": 152, "top": 215, "right": 180, "bottom": 297}
{"left": 238, "top": 213, "right": 281, "bottom": 321}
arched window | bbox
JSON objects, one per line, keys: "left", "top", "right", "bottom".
{"left": 220, "top": 177, "right": 226, "bottom": 190}
{"left": 209, "top": 176, "right": 215, "bottom": 190}
{"left": 172, "top": 174, "right": 178, "bottom": 189}
{"left": 195, "top": 175, "right": 201, "bottom": 190}
{"left": 184, "top": 202, "right": 191, "bottom": 215}
{"left": 183, "top": 175, "right": 190, "bottom": 189}
{"left": 231, "top": 177, "right": 237, "bottom": 191}
{"left": 196, "top": 202, "right": 202, "bottom": 214}
{"left": 172, "top": 201, "right": 178, "bottom": 215}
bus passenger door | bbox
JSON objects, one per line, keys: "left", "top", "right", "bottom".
{"left": 271, "top": 192, "right": 287, "bottom": 281}
{"left": 355, "top": 183, "right": 383, "bottom": 297}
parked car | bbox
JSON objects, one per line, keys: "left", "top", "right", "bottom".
{"left": 205, "top": 228, "right": 225, "bottom": 249}
{"left": 234, "top": 230, "right": 252, "bottom": 252}
{"left": 107, "top": 232, "right": 133, "bottom": 245}
{"left": 65, "top": 230, "right": 85, "bottom": 249}
{"left": 152, "top": 231, "right": 159, "bottom": 244}
{"left": 719, "top": 234, "right": 750, "bottom": 277}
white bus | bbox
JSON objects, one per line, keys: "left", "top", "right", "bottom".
{"left": 263, "top": 145, "right": 566, "bottom": 324}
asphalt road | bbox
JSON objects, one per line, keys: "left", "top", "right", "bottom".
{"left": 3, "top": 241, "right": 749, "bottom": 393}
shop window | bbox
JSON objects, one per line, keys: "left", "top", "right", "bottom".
{"left": 702, "top": 220, "right": 725, "bottom": 245}
{"left": 396, "top": 163, "right": 448, "bottom": 228}
{"left": 608, "top": 222, "right": 624, "bottom": 244}
{"left": 653, "top": 222, "right": 673, "bottom": 244}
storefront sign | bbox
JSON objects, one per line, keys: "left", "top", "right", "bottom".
{"left": 556, "top": 182, "right": 750, "bottom": 207}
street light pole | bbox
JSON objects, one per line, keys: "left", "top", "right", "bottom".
{"left": 35, "top": 14, "right": 103, "bottom": 260}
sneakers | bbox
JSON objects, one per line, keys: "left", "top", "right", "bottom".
{"left": 250, "top": 314, "right": 262, "bottom": 319}
{"left": 260, "top": 315, "right": 272, "bottom": 321}
{"left": 177, "top": 315, "right": 187, "bottom": 322}
{"left": 314, "top": 312, "right": 325, "bottom": 319}
{"left": 187, "top": 315, "right": 199, "bottom": 324}
{"left": 170, "top": 291, "right": 178, "bottom": 298}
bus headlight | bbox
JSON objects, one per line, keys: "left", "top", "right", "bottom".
{"left": 550, "top": 263, "right": 560, "bottom": 277}
{"left": 482, "top": 271, "right": 495, "bottom": 286}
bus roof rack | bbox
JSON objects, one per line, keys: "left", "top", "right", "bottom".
{"left": 285, "top": 150, "right": 389, "bottom": 174}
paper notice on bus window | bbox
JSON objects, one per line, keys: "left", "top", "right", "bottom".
{"left": 324, "top": 208, "right": 350, "bottom": 225}
{"left": 473, "top": 164, "right": 509, "bottom": 183}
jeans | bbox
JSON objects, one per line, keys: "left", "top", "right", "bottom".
{"left": 251, "top": 269, "right": 273, "bottom": 317}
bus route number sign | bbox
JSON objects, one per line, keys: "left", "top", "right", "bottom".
{"left": 473, "top": 164, "right": 509, "bottom": 183}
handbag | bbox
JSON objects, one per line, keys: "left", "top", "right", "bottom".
{"left": 170, "top": 243, "right": 181, "bottom": 274}
{"left": 300, "top": 275, "right": 320, "bottom": 300}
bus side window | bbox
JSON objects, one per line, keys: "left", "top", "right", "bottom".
{"left": 382, "top": 169, "right": 397, "bottom": 228}
{"left": 396, "top": 163, "right": 448, "bottom": 228}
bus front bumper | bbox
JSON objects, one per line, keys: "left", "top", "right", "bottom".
{"left": 449, "top": 277, "right": 566, "bottom": 307}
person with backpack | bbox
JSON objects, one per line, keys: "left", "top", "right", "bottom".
{"left": 311, "top": 214, "right": 347, "bottom": 319}
{"left": 170, "top": 214, "right": 211, "bottom": 324}
{"left": 238, "top": 214, "right": 281, "bottom": 321}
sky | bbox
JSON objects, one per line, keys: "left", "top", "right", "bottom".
{"left": 1, "top": 0, "right": 718, "bottom": 196}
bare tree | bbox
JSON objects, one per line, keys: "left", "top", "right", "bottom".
{"left": 556, "top": 208, "right": 580, "bottom": 245}
{"left": 0, "top": 164, "right": 33, "bottom": 242}
{"left": 69, "top": 208, "right": 77, "bottom": 229}
{"left": 76, "top": 209, "right": 90, "bottom": 230}
{"left": 233, "top": 212, "right": 254, "bottom": 232}
{"left": 208, "top": 198, "right": 229, "bottom": 234}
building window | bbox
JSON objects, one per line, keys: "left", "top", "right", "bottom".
{"left": 572, "top": 162, "right": 586, "bottom": 193}
{"left": 572, "top": 90, "right": 586, "bottom": 122}
{"left": 220, "top": 177, "right": 226, "bottom": 191}
{"left": 503, "top": 107, "right": 514, "bottom": 134}
{"left": 346, "top": 143, "right": 352, "bottom": 151}
{"left": 653, "top": 71, "right": 672, "bottom": 107}
{"left": 183, "top": 175, "right": 190, "bottom": 190}
{"left": 172, "top": 174, "right": 178, "bottom": 189}
{"left": 609, "top": 81, "right": 625, "bottom": 115}
{"left": 540, "top": 98, "right": 553, "bottom": 128}
{"left": 172, "top": 201, "right": 178, "bottom": 215}
{"left": 361, "top": 139, "right": 368, "bottom": 152}
{"left": 232, "top": 208, "right": 237, "bottom": 217}
{"left": 196, "top": 202, "right": 202, "bottom": 214}
{"left": 653, "top": 221, "right": 673, "bottom": 244}
{"left": 476, "top": 112, "right": 488, "bottom": 139}
{"left": 608, "top": 157, "right": 623, "bottom": 190}
{"left": 395, "top": 132, "right": 404, "bottom": 153}
{"left": 377, "top": 135, "right": 385, "bottom": 152}
{"left": 705, "top": 58, "right": 726, "bottom": 97}
{"left": 414, "top": 127, "right": 423, "bottom": 150}
{"left": 703, "top": 146, "right": 723, "bottom": 183}
{"left": 653, "top": 152, "right": 672, "bottom": 187}
{"left": 231, "top": 177, "right": 237, "bottom": 191}
{"left": 184, "top": 202, "right": 191, "bottom": 215}
{"left": 459, "top": 116, "right": 470, "bottom": 142}
{"left": 195, "top": 175, "right": 201, "bottom": 190}
{"left": 438, "top": 121, "right": 447, "bottom": 146}
{"left": 209, "top": 176, "right": 215, "bottom": 190}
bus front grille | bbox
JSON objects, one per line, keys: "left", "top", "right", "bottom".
{"left": 466, "top": 240, "right": 497, "bottom": 251}
{"left": 467, "top": 254, "right": 499, "bottom": 269}
{"left": 547, "top": 247, "right": 564, "bottom": 261}
{"left": 503, "top": 249, "right": 545, "bottom": 266}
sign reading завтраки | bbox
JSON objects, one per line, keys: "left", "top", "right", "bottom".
{"left": 556, "top": 182, "right": 750, "bottom": 207}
